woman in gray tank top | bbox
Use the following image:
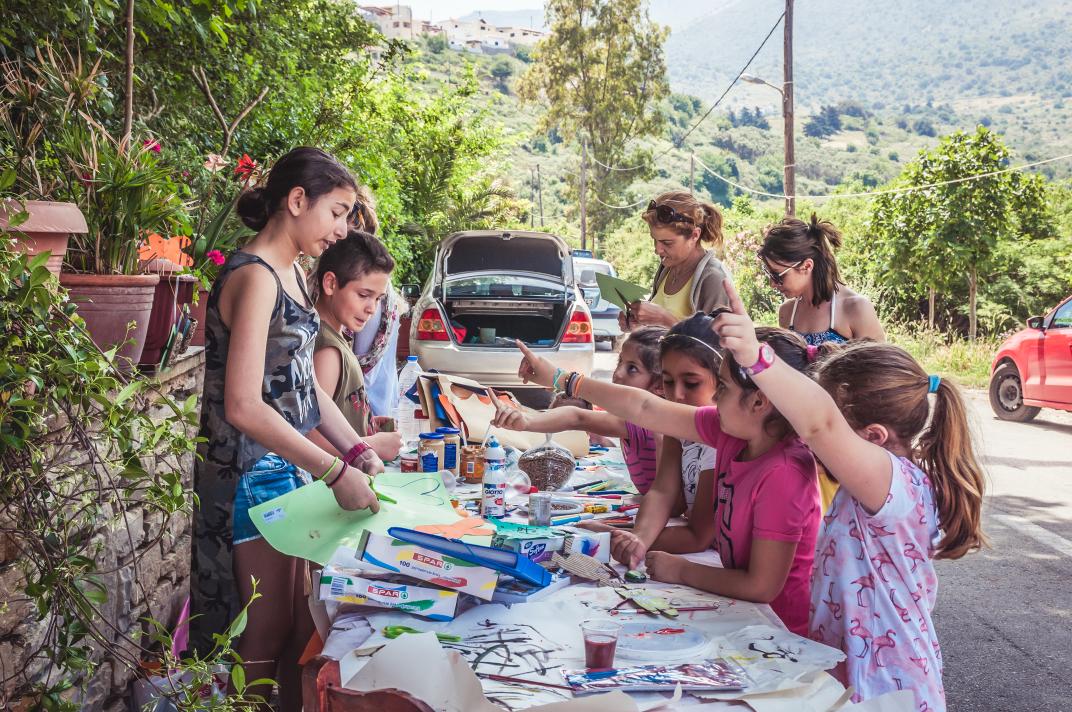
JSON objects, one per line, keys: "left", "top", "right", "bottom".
{"left": 190, "top": 148, "right": 399, "bottom": 710}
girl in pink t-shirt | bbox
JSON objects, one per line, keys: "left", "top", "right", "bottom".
{"left": 509, "top": 313, "right": 821, "bottom": 635}
{"left": 493, "top": 326, "right": 665, "bottom": 494}
{"left": 711, "top": 280, "right": 985, "bottom": 712}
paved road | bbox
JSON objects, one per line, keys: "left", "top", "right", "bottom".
{"left": 592, "top": 348, "right": 1072, "bottom": 710}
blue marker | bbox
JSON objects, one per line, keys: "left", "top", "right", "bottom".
{"left": 551, "top": 512, "right": 595, "bottom": 526}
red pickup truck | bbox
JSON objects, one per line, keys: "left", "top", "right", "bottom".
{"left": 989, "top": 295, "right": 1072, "bottom": 421}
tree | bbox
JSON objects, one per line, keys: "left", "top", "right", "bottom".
{"left": 868, "top": 127, "right": 1048, "bottom": 339}
{"left": 517, "top": 0, "right": 670, "bottom": 250}
{"left": 803, "top": 105, "right": 841, "bottom": 138}
{"left": 490, "top": 57, "right": 515, "bottom": 92}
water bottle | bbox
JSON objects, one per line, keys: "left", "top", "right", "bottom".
{"left": 396, "top": 356, "right": 423, "bottom": 446}
{"left": 481, "top": 436, "right": 508, "bottom": 518}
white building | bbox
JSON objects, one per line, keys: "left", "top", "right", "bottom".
{"left": 359, "top": 5, "right": 443, "bottom": 41}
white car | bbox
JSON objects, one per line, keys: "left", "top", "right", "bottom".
{"left": 408, "top": 231, "right": 595, "bottom": 398}
{"left": 573, "top": 252, "right": 624, "bottom": 346}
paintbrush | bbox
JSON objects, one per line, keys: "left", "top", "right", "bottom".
{"left": 475, "top": 672, "right": 574, "bottom": 691}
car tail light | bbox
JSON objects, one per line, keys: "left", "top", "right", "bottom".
{"left": 563, "top": 308, "right": 593, "bottom": 343}
{"left": 416, "top": 307, "right": 450, "bottom": 341}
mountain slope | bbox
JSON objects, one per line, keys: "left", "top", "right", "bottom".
{"left": 666, "top": 0, "right": 1072, "bottom": 108}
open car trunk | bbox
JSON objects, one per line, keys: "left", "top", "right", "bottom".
{"left": 444, "top": 299, "right": 568, "bottom": 347}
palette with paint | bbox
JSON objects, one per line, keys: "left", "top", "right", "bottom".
{"left": 615, "top": 621, "right": 710, "bottom": 662}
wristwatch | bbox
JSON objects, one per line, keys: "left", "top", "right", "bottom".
{"left": 744, "top": 343, "right": 776, "bottom": 377}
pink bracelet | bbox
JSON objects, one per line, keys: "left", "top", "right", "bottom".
{"left": 343, "top": 442, "right": 372, "bottom": 466}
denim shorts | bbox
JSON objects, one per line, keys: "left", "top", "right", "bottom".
{"left": 232, "top": 453, "right": 312, "bottom": 544}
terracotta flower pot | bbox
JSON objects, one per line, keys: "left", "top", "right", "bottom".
{"left": 60, "top": 273, "right": 161, "bottom": 369}
{"left": 140, "top": 259, "right": 197, "bottom": 369}
{"left": 0, "top": 200, "right": 87, "bottom": 278}
{"left": 190, "top": 288, "right": 210, "bottom": 347}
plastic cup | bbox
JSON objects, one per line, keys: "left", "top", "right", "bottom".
{"left": 581, "top": 619, "right": 621, "bottom": 669}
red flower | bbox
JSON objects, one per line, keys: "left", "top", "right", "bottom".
{"left": 206, "top": 250, "right": 226, "bottom": 266}
{"left": 234, "top": 154, "right": 257, "bottom": 180}
{"left": 143, "top": 139, "right": 162, "bottom": 154}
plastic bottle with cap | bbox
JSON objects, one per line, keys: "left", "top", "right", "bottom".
{"left": 481, "top": 436, "right": 508, "bottom": 518}
{"left": 396, "top": 356, "right": 423, "bottom": 446}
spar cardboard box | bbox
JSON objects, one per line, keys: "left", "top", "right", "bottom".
{"left": 318, "top": 564, "right": 460, "bottom": 621}
{"left": 356, "top": 530, "right": 499, "bottom": 600}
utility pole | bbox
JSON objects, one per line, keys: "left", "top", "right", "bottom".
{"left": 529, "top": 167, "right": 536, "bottom": 227}
{"left": 689, "top": 152, "right": 695, "bottom": 192}
{"left": 536, "top": 163, "right": 544, "bottom": 227}
{"left": 580, "top": 141, "right": 588, "bottom": 252}
{"left": 783, "top": 0, "right": 796, "bottom": 216}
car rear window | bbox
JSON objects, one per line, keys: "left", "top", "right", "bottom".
{"left": 575, "top": 261, "right": 614, "bottom": 285}
{"left": 444, "top": 275, "right": 566, "bottom": 299}
{"left": 446, "top": 235, "right": 564, "bottom": 277}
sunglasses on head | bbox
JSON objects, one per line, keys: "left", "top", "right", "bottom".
{"left": 760, "top": 259, "right": 802, "bottom": 286}
{"left": 647, "top": 200, "right": 694, "bottom": 226}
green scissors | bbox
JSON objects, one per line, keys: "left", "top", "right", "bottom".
{"left": 383, "top": 625, "right": 461, "bottom": 643}
{"left": 368, "top": 476, "right": 397, "bottom": 504}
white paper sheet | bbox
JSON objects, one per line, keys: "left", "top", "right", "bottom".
{"left": 347, "top": 632, "right": 641, "bottom": 712}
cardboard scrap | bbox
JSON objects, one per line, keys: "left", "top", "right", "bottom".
{"left": 346, "top": 632, "right": 641, "bottom": 712}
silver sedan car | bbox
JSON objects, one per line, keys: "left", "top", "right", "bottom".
{"left": 408, "top": 230, "right": 595, "bottom": 395}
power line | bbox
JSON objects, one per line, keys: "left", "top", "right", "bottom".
{"left": 692, "top": 152, "right": 1072, "bottom": 202}
{"left": 591, "top": 194, "right": 650, "bottom": 210}
{"left": 586, "top": 10, "right": 786, "bottom": 173}
{"left": 673, "top": 11, "right": 785, "bottom": 151}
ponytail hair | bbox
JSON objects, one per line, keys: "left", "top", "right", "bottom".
{"left": 236, "top": 147, "right": 357, "bottom": 231}
{"left": 813, "top": 342, "right": 987, "bottom": 560}
{"left": 917, "top": 378, "right": 988, "bottom": 559}
{"left": 642, "top": 191, "right": 724, "bottom": 250}
{"left": 722, "top": 325, "right": 811, "bottom": 439}
{"left": 758, "top": 213, "right": 844, "bottom": 306}
{"left": 351, "top": 184, "right": 380, "bottom": 235}
{"left": 310, "top": 229, "right": 394, "bottom": 302}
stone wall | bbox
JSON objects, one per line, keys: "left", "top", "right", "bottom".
{"left": 0, "top": 348, "right": 204, "bottom": 711}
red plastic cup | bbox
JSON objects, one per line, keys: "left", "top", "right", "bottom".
{"left": 581, "top": 619, "right": 621, "bottom": 669}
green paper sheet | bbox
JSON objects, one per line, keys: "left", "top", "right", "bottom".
{"left": 250, "top": 472, "right": 491, "bottom": 565}
{"left": 594, "top": 272, "right": 650, "bottom": 311}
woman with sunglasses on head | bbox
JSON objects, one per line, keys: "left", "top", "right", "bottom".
{"left": 759, "top": 214, "right": 884, "bottom": 346}
{"left": 619, "top": 192, "right": 733, "bottom": 330}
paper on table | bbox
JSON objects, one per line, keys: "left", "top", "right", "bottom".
{"left": 250, "top": 473, "right": 491, "bottom": 565}
{"left": 738, "top": 670, "right": 849, "bottom": 712}
{"left": 347, "top": 632, "right": 641, "bottom": 712}
{"left": 594, "top": 272, "right": 649, "bottom": 312}
{"left": 692, "top": 625, "right": 846, "bottom": 701}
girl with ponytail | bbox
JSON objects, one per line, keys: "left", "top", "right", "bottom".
{"left": 192, "top": 147, "right": 399, "bottom": 710}
{"left": 621, "top": 191, "right": 734, "bottom": 329}
{"left": 712, "top": 280, "right": 985, "bottom": 712}
{"left": 758, "top": 214, "right": 884, "bottom": 345}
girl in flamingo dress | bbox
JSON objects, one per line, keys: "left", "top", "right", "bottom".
{"left": 711, "top": 281, "right": 986, "bottom": 712}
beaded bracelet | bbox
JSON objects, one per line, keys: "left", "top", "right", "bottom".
{"left": 551, "top": 367, "right": 568, "bottom": 393}
{"left": 564, "top": 371, "right": 580, "bottom": 398}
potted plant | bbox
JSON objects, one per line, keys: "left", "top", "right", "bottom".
{"left": 0, "top": 50, "right": 96, "bottom": 278}
{"left": 58, "top": 123, "right": 189, "bottom": 367}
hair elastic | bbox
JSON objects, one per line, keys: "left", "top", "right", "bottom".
{"left": 806, "top": 344, "right": 820, "bottom": 363}
{"left": 928, "top": 374, "right": 941, "bottom": 394}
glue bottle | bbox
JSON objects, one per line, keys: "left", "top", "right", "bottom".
{"left": 481, "top": 436, "right": 508, "bottom": 518}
